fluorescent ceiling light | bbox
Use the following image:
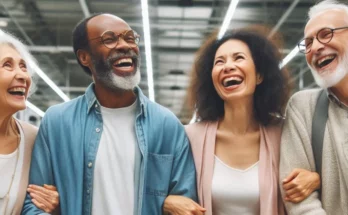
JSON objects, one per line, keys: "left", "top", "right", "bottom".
{"left": 79, "top": 0, "right": 90, "bottom": 17}
{"left": 26, "top": 101, "right": 45, "bottom": 117}
{"left": 141, "top": 0, "right": 155, "bottom": 101}
{"left": 218, "top": 0, "right": 240, "bottom": 40}
{"left": 28, "top": 61, "right": 70, "bottom": 102}
{"left": 280, "top": 46, "right": 299, "bottom": 69}
{"left": 0, "top": 20, "right": 8, "bottom": 27}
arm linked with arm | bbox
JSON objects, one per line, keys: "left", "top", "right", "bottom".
{"left": 279, "top": 100, "right": 326, "bottom": 215}
{"left": 21, "top": 117, "right": 56, "bottom": 215}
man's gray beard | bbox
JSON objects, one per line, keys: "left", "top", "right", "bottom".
{"left": 92, "top": 52, "right": 141, "bottom": 91}
{"left": 309, "top": 51, "right": 348, "bottom": 88}
{"left": 99, "top": 68, "right": 141, "bottom": 91}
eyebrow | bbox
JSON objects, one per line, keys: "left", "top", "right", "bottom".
{"left": 1, "top": 56, "right": 25, "bottom": 64}
{"left": 215, "top": 52, "right": 246, "bottom": 59}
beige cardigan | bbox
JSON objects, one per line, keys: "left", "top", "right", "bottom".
{"left": 185, "top": 121, "right": 284, "bottom": 215}
{"left": 11, "top": 120, "right": 38, "bottom": 215}
{"left": 280, "top": 89, "right": 348, "bottom": 214}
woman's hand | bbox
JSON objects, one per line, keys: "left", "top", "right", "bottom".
{"left": 27, "top": 184, "right": 60, "bottom": 213}
{"left": 163, "top": 195, "right": 206, "bottom": 215}
{"left": 282, "top": 168, "right": 321, "bottom": 203}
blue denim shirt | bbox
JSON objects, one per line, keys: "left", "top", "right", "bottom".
{"left": 22, "top": 84, "right": 197, "bottom": 215}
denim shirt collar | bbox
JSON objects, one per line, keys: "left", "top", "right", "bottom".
{"left": 85, "top": 83, "right": 147, "bottom": 117}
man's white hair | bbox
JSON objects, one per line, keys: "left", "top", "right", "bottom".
{"left": 308, "top": 0, "right": 348, "bottom": 22}
{"left": 0, "top": 29, "right": 38, "bottom": 95}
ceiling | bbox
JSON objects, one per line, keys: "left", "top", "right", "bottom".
{"left": 1, "top": 0, "right": 323, "bottom": 124}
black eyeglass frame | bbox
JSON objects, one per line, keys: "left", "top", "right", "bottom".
{"left": 88, "top": 29, "right": 140, "bottom": 49}
{"left": 298, "top": 26, "right": 348, "bottom": 54}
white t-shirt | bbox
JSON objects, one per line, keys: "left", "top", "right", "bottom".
{"left": 0, "top": 121, "right": 24, "bottom": 215}
{"left": 212, "top": 156, "right": 260, "bottom": 215}
{"left": 91, "top": 101, "right": 140, "bottom": 215}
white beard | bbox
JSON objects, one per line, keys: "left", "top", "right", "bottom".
{"left": 109, "top": 68, "right": 141, "bottom": 90}
{"left": 308, "top": 52, "right": 348, "bottom": 88}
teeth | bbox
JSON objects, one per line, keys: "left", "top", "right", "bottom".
{"left": 115, "top": 58, "right": 132, "bottom": 65}
{"left": 223, "top": 76, "right": 242, "bottom": 86}
{"left": 9, "top": 87, "right": 26, "bottom": 93}
{"left": 317, "top": 55, "right": 335, "bottom": 65}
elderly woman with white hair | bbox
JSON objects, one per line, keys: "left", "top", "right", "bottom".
{"left": 0, "top": 30, "right": 59, "bottom": 214}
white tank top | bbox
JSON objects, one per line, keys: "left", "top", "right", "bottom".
{"left": 212, "top": 156, "right": 260, "bottom": 215}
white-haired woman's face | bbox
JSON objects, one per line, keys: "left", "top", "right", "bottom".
{"left": 0, "top": 44, "right": 31, "bottom": 113}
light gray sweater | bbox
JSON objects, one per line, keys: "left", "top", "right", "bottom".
{"left": 279, "top": 89, "right": 348, "bottom": 215}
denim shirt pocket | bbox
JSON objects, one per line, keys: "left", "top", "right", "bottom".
{"left": 145, "top": 153, "right": 174, "bottom": 197}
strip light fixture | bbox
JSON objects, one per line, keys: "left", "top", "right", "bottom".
{"left": 280, "top": 45, "right": 300, "bottom": 69}
{"left": 141, "top": 0, "right": 155, "bottom": 101}
{"left": 28, "top": 61, "right": 70, "bottom": 102}
{"left": 26, "top": 101, "right": 45, "bottom": 117}
{"left": 217, "top": 0, "right": 240, "bottom": 40}
{"left": 79, "top": 0, "right": 91, "bottom": 17}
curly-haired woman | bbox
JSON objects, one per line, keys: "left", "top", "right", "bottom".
{"left": 164, "top": 28, "right": 321, "bottom": 215}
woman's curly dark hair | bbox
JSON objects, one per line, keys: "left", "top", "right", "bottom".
{"left": 188, "top": 28, "right": 290, "bottom": 126}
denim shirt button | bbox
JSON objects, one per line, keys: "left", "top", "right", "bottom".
{"left": 88, "top": 162, "right": 93, "bottom": 168}
{"left": 95, "top": 104, "right": 98, "bottom": 108}
{"left": 87, "top": 189, "right": 90, "bottom": 194}
{"left": 95, "top": 128, "right": 100, "bottom": 133}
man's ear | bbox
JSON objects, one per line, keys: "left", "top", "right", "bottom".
{"left": 77, "top": 49, "right": 91, "bottom": 67}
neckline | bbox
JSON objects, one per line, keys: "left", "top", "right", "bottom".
{"left": 0, "top": 148, "right": 19, "bottom": 158}
{"left": 100, "top": 99, "right": 138, "bottom": 114}
{"left": 214, "top": 155, "right": 259, "bottom": 173}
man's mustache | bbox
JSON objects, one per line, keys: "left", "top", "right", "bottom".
{"left": 107, "top": 50, "right": 139, "bottom": 66}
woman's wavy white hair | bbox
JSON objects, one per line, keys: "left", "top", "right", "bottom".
{"left": 0, "top": 29, "right": 38, "bottom": 95}
{"left": 308, "top": 0, "right": 348, "bottom": 22}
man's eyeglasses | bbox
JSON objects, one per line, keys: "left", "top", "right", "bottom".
{"left": 89, "top": 30, "right": 140, "bottom": 49}
{"left": 298, "top": 26, "right": 348, "bottom": 54}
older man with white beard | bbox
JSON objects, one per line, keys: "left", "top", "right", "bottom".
{"left": 22, "top": 13, "right": 197, "bottom": 215}
{"left": 279, "top": 0, "right": 348, "bottom": 214}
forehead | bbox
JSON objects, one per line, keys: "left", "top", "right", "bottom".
{"left": 0, "top": 44, "right": 22, "bottom": 60}
{"left": 215, "top": 39, "right": 250, "bottom": 57}
{"left": 305, "top": 9, "right": 348, "bottom": 37}
{"left": 87, "top": 14, "right": 131, "bottom": 39}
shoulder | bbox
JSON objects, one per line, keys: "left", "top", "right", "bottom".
{"left": 184, "top": 121, "right": 213, "bottom": 146}
{"left": 17, "top": 120, "right": 38, "bottom": 135}
{"left": 17, "top": 120, "right": 38, "bottom": 148}
{"left": 264, "top": 123, "right": 283, "bottom": 138}
{"left": 145, "top": 100, "right": 182, "bottom": 126}
{"left": 287, "top": 89, "right": 321, "bottom": 110}
{"left": 263, "top": 123, "right": 283, "bottom": 153}
{"left": 285, "top": 89, "right": 322, "bottom": 121}
{"left": 44, "top": 95, "right": 85, "bottom": 120}
{"left": 184, "top": 121, "right": 208, "bottom": 136}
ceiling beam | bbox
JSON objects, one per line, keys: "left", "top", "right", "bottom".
{"left": 268, "top": 0, "right": 300, "bottom": 38}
